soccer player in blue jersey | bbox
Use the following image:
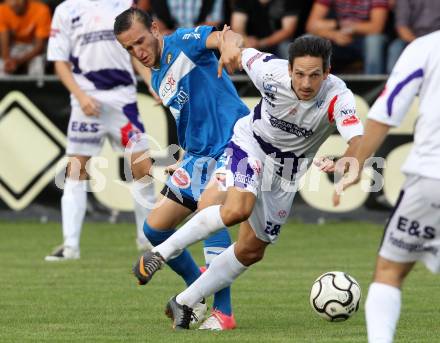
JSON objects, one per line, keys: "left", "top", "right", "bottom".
{"left": 114, "top": 8, "right": 249, "bottom": 330}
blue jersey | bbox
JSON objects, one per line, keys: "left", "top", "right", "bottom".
{"left": 151, "top": 26, "right": 249, "bottom": 158}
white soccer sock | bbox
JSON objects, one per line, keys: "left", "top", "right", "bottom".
{"left": 132, "top": 180, "right": 156, "bottom": 245}
{"left": 61, "top": 179, "right": 87, "bottom": 250}
{"left": 365, "top": 282, "right": 401, "bottom": 343}
{"left": 176, "top": 244, "right": 247, "bottom": 307}
{"left": 153, "top": 205, "right": 225, "bottom": 260}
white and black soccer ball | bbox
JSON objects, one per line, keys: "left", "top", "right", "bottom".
{"left": 310, "top": 271, "right": 361, "bottom": 322}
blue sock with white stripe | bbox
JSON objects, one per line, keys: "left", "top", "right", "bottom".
{"left": 144, "top": 221, "right": 200, "bottom": 286}
{"left": 204, "top": 227, "right": 233, "bottom": 315}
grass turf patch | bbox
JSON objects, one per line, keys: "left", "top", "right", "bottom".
{"left": 0, "top": 220, "right": 439, "bottom": 342}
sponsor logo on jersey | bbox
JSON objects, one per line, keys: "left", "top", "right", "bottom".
{"left": 263, "top": 82, "right": 278, "bottom": 93}
{"left": 234, "top": 172, "right": 256, "bottom": 187}
{"left": 160, "top": 73, "right": 177, "bottom": 98}
{"left": 340, "top": 108, "right": 356, "bottom": 115}
{"left": 288, "top": 106, "right": 298, "bottom": 115}
{"left": 182, "top": 32, "right": 201, "bottom": 40}
{"left": 262, "top": 73, "right": 280, "bottom": 84}
{"left": 268, "top": 115, "right": 313, "bottom": 137}
{"left": 315, "top": 100, "right": 324, "bottom": 108}
{"left": 81, "top": 30, "right": 115, "bottom": 45}
{"left": 166, "top": 53, "right": 172, "bottom": 64}
{"left": 71, "top": 16, "right": 82, "bottom": 29}
{"left": 278, "top": 210, "right": 287, "bottom": 218}
{"left": 71, "top": 121, "right": 99, "bottom": 133}
{"left": 246, "top": 52, "right": 264, "bottom": 70}
{"left": 263, "top": 96, "right": 276, "bottom": 108}
{"left": 159, "top": 52, "right": 196, "bottom": 104}
{"left": 173, "top": 87, "right": 189, "bottom": 110}
{"left": 264, "top": 92, "right": 276, "bottom": 101}
{"left": 171, "top": 168, "right": 191, "bottom": 189}
{"left": 342, "top": 115, "right": 360, "bottom": 126}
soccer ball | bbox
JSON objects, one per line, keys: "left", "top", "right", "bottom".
{"left": 309, "top": 271, "right": 361, "bottom": 322}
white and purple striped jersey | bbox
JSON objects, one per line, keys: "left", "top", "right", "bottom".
{"left": 241, "top": 48, "right": 363, "bottom": 161}
{"left": 47, "top": 0, "right": 135, "bottom": 107}
{"left": 368, "top": 30, "right": 440, "bottom": 180}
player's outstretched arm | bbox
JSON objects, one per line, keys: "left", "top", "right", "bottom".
{"left": 333, "top": 120, "right": 390, "bottom": 206}
{"left": 206, "top": 25, "right": 244, "bottom": 77}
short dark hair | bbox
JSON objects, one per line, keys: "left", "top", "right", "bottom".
{"left": 288, "top": 35, "right": 332, "bottom": 71}
{"left": 114, "top": 8, "right": 153, "bottom": 36}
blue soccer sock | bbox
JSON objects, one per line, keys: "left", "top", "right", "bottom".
{"left": 144, "top": 221, "right": 201, "bottom": 286}
{"left": 204, "top": 227, "right": 233, "bottom": 316}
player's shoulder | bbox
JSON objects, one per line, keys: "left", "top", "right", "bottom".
{"left": 170, "top": 26, "right": 214, "bottom": 44}
{"left": 323, "top": 74, "right": 352, "bottom": 101}
{"left": 411, "top": 30, "right": 440, "bottom": 49}
{"left": 244, "top": 49, "right": 289, "bottom": 77}
{"left": 243, "top": 48, "right": 287, "bottom": 68}
{"left": 166, "top": 27, "right": 192, "bottom": 46}
{"left": 401, "top": 30, "right": 440, "bottom": 62}
{"left": 52, "top": 0, "right": 81, "bottom": 18}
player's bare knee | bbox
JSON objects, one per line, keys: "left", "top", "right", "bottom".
{"left": 67, "top": 163, "right": 88, "bottom": 180}
{"left": 197, "top": 200, "right": 212, "bottom": 212}
{"left": 374, "top": 258, "right": 413, "bottom": 288}
{"left": 66, "top": 156, "right": 91, "bottom": 180}
{"left": 235, "top": 245, "right": 264, "bottom": 266}
{"left": 146, "top": 216, "right": 168, "bottom": 231}
{"left": 221, "top": 205, "right": 251, "bottom": 226}
{"left": 131, "top": 159, "right": 153, "bottom": 181}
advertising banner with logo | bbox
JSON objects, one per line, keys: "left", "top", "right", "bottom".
{"left": 0, "top": 76, "right": 417, "bottom": 220}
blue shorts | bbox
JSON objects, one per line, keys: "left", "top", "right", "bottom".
{"left": 162, "top": 153, "right": 226, "bottom": 211}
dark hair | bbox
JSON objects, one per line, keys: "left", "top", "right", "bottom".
{"left": 114, "top": 8, "right": 153, "bottom": 36}
{"left": 288, "top": 35, "right": 332, "bottom": 70}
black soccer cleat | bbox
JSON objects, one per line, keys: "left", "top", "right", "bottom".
{"left": 164, "top": 296, "right": 194, "bottom": 330}
{"left": 132, "top": 250, "right": 165, "bottom": 285}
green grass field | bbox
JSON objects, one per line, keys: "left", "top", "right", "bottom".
{"left": 1, "top": 220, "right": 439, "bottom": 342}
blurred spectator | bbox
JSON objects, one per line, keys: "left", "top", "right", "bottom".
{"left": 306, "top": 0, "right": 388, "bottom": 74}
{"left": 231, "top": 0, "right": 300, "bottom": 58}
{"left": 135, "top": 0, "right": 151, "bottom": 12}
{"left": 150, "top": 0, "right": 223, "bottom": 34}
{"left": 0, "top": 0, "right": 51, "bottom": 76}
{"left": 387, "top": 0, "right": 440, "bottom": 73}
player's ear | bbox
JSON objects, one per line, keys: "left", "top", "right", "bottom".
{"left": 151, "top": 21, "right": 160, "bottom": 39}
{"left": 323, "top": 66, "right": 330, "bottom": 80}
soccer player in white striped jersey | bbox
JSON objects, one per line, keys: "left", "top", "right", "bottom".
{"left": 134, "top": 35, "right": 364, "bottom": 329}
{"left": 336, "top": 30, "right": 440, "bottom": 343}
{"left": 45, "top": 0, "right": 156, "bottom": 261}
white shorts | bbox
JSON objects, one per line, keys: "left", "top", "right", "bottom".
{"left": 66, "top": 100, "right": 148, "bottom": 156}
{"left": 379, "top": 174, "right": 440, "bottom": 273}
{"left": 221, "top": 116, "right": 303, "bottom": 243}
